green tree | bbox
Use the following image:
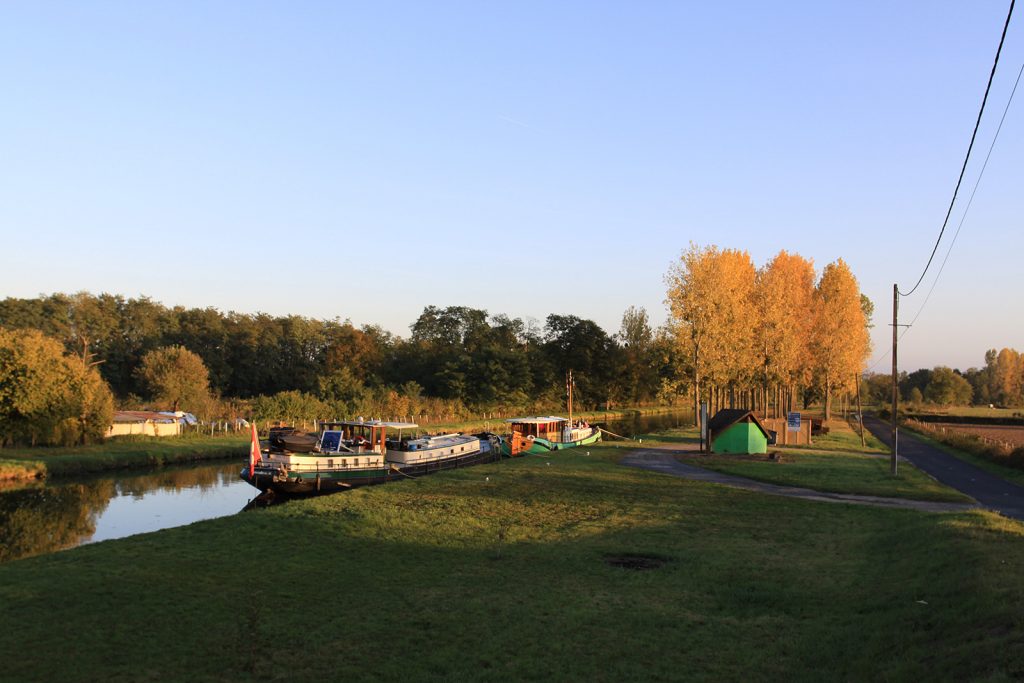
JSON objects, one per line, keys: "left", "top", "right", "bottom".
{"left": 0, "top": 328, "right": 114, "bottom": 446}
{"left": 924, "top": 367, "right": 973, "bottom": 406}
{"left": 135, "top": 345, "right": 212, "bottom": 412}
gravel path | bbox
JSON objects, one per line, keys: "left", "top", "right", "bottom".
{"left": 620, "top": 447, "right": 979, "bottom": 514}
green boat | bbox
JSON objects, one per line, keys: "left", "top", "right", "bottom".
{"left": 500, "top": 416, "right": 602, "bottom": 456}
{"left": 501, "top": 371, "right": 602, "bottom": 456}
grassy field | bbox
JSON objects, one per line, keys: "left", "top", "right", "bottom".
{"left": 628, "top": 418, "right": 970, "bottom": 502}
{"left": 906, "top": 405, "right": 1024, "bottom": 419}
{"left": 0, "top": 435, "right": 247, "bottom": 481}
{"left": 1, "top": 444, "right": 1022, "bottom": 681}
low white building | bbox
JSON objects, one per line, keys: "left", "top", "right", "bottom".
{"left": 106, "top": 411, "right": 197, "bottom": 438}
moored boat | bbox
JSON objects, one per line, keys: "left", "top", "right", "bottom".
{"left": 500, "top": 416, "right": 601, "bottom": 456}
{"left": 241, "top": 419, "right": 500, "bottom": 496}
{"left": 501, "top": 370, "right": 602, "bottom": 456}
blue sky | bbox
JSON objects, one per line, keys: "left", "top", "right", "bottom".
{"left": 1, "top": 1, "right": 1021, "bottom": 372}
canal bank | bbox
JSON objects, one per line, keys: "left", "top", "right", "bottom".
{"left": 0, "top": 409, "right": 694, "bottom": 563}
{"left": 0, "top": 405, "right": 690, "bottom": 483}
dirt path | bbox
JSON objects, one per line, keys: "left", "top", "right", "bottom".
{"left": 620, "top": 447, "right": 979, "bottom": 514}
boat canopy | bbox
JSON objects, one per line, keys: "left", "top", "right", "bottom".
{"left": 505, "top": 416, "right": 568, "bottom": 424}
{"left": 320, "top": 420, "right": 419, "bottom": 429}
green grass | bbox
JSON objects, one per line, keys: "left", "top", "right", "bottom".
{"left": 0, "top": 445, "right": 1021, "bottom": 681}
{"left": 0, "top": 435, "right": 247, "bottom": 480}
{"left": 674, "top": 450, "right": 972, "bottom": 503}
{"left": 628, "top": 421, "right": 967, "bottom": 503}
{"left": 906, "top": 405, "right": 1024, "bottom": 419}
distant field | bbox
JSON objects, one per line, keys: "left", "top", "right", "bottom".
{"left": 931, "top": 423, "right": 1024, "bottom": 447}
{"left": 909, "top": 406, "right": 1024, "bottom": 419}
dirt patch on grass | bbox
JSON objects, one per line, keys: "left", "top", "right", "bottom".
{"left": 603, "top": 553, "right": 670, "bottom": 570}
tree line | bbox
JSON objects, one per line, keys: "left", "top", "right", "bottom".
{"left": 0, "top": 293, "right": 678, "bottom": 445}
{"left": 0, "top": 245, "right": 877, "bottom": 445}
{"left": 860, "top": 347, "right": 1024, "bottom": 408}
{"left": 665, "top": 245, "right": 872, "bottom": 425}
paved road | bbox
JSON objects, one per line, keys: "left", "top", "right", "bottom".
{"left": 621, "top": 449, "right": 977, "bottom": 514}
{"left": 863, "top": 416, "right": 1024, "bottom": 521}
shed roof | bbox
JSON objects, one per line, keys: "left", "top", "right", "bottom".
{"left": 707, "top": 409, "right": 770, "bottom": 439}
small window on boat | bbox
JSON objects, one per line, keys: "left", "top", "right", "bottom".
{"left": 328, "top": 459, "right": 334, "bottom": 468}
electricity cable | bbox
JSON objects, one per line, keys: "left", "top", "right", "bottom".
{"left": 866, "top": 56, "right": 1020, "bottom": 378}
{"left": 899, "top": 0, "right": 1015, "bottom": 298}
{"left": 904, "top": 60, "right": 1024, "bottom": 329}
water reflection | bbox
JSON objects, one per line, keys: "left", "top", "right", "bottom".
{"left": 598, "top": 410, "right": 694, "bottom": 438}
{"left": 0, "top": 461, "right": 253, "bottom": 563}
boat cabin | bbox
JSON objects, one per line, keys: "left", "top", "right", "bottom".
{"left": 317, "top": 420, "right": 419, "bottom": 455}
{"left": 506, "top": 416, "right": 568, "bottom": 442}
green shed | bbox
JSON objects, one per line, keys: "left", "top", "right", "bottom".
{"left": 708, "top": 409, "right": 770, "bottom": 455}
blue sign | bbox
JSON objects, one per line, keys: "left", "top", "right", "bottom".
{"left": 787, "top": 412, "right": 801, "bottom": 432}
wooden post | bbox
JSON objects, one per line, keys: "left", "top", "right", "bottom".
{"left": 856, "top": 372, "right": 865, "bottom": 448}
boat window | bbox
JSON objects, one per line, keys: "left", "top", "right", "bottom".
{"left": 328, "top": 459, "right": 334, "bottom": 468}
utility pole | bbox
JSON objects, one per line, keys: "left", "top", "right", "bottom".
{"left": 891, "top": 284, "right": 899, "bottom": 475}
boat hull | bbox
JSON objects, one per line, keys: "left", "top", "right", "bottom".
{"left": 241, "top": 445, "right": 502, "bottom": 496}
{"left": 501, "top": 428, "right": 601, "bottom": 456}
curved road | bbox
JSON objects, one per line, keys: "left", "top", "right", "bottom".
{"left": 863, "top": 416, "right": 1024, "bottom": 521}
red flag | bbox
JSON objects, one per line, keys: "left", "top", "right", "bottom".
{"left": 249, "top": 423, "right": 261, "bottom": 478}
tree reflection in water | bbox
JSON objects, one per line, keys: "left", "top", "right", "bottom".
{"left": 0, "top": 461, "right": 246, "bottom": 563}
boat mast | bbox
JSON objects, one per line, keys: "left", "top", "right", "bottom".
{"left": 567, "top": 369, "right": 573, "bottom": 426}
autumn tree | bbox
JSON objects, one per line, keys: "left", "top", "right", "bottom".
{"left": 810, "top": 259, "right": 870, "bottom": 422}
{"left": 0, "top": 328, "right": 114, "bottom": 446}
{"left": 135, "top": 345, "right": 212, "bottom": 413}
{"left": 754, "top": 251, "right": 816, "bottom": 417}
{"left": 666, "top": 244, "right": 757, "bottom": 425}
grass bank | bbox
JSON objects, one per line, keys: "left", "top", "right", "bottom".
{"left": 629, "top": 419, "right": 968, "bottom": 503}
{"left": 0, "top": 444, "right": 1021, "bottom": 680}
{"left": 0, "top": 435, "right": 247, "bottom": 481}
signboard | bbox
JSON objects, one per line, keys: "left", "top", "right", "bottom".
{"left": 787, "top": 412, "right": 801, "bottom": 432}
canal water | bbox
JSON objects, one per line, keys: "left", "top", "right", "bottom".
{"left": 0, "top": 410, "right": 693, "bottom": 563}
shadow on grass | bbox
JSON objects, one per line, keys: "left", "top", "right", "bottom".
{"left": 0, "top": 456, "right": 1021, "bottom": 681}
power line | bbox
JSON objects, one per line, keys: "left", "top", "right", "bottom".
{"left": 868, "top": 60, "right": 1021, "bottom": 377}
{"left": 899, "top": 0, "right": 1016, "bottom": 298}
{"left": 904, "top": 60, "right": 1024, "bottom": 329}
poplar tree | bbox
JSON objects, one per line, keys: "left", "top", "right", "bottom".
{"left": 755, "top": 251, "right": 816, "bottom": 416}
{"left": 666, "top": 244, "right": 756, "bottom": 425}
{"left": 811, "top": 259, "right": 870, "bottom": 422}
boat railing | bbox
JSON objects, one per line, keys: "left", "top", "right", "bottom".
{"left": 259, "top": 458, "right": 382, "bottom": 472}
